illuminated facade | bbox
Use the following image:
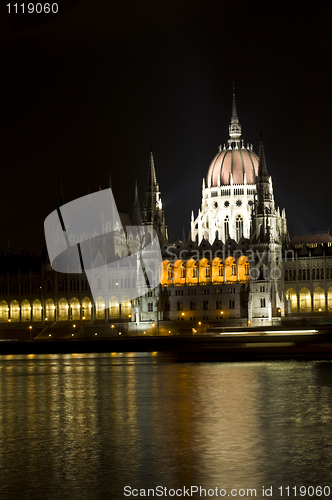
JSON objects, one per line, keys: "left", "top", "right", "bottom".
{"left": 0, "top": 95, "right": 332, "bottom": 331}
{"left": 284, "top": 234, "right": 332, "bottom": 315}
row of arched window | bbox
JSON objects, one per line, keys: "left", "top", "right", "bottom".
{"left": 0, "top": 282, "right": 41, "bottom": 295}
{"left": 162, "top": 257, "right": 250, "bottom": 285}
{"left": 95, "top": 277, "right": 136, "bottom": 290}
{"left": 285, "top": 268, "right": 331, "bottom": 281}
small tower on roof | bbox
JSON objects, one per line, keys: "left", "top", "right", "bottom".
{"left": 141, "top": 148, "right": 167, "bottom": 244}
{"left": 132, "top": 179, "right": 142, "bottom": 226}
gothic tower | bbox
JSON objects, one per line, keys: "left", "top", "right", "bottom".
{"left": 141, "top": 150, "right": 167, "bottom": 244}
{"left": 248, "top": 140, "right": 287, "bottom": 325}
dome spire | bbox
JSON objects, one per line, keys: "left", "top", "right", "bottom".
{"left": 232, "top": 81, "right": 238, "bottom": 119}
{"left": 228, "top": 83, "right": 242, "bottom": 143}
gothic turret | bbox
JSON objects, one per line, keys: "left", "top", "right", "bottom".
{"left": 132, "top": 179, "right": 142, "bottom": 226}
{"left": 248, "top": 139, "right": 287, "bottom": 325}
{"left": 251, "top": 140, "right": 276, "bottom": 243}
{"left": 141, "top": 150, "right": 167, "bottom": 244}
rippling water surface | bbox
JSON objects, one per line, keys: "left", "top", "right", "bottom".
{"left": 0, "top": 353, "right": 332, "bottom": 499}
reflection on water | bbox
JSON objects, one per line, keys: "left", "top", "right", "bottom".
{"left": 0, "top": 354, "right": 331, "bottom": 499}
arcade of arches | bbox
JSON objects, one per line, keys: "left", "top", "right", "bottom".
{"left": 0, "top": 296, "right": 132, "bottom": 322}
{"left": 285, "top": 287, "right": 332, "bottom": 313}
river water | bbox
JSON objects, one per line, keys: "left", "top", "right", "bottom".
{"left": 0, "top": 353, "right": 331, "bottom": 499}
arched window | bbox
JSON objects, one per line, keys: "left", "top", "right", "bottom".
{"left": 307, "top": 269, "right": 310, "bottom": 280}
{"left": 10, "top": 300, "right": 20, "bottom": 322}
{"left": 236, "top": 215, "right": 243, "bottom": 242}
{"left": 313, "top": 287, "right": 325, "bottom": 311}
{"left": 205, "top": 263, "right": 211, "bottom": 278}
{"left": 286, "top": 288, "right": 297, "bottom": 313}
{"left": 260, "top": 298, "right": 266, "bottom": 308}
{"left": 298, "top": 269, "right": 302, "bottom": 280}
{"left": 180, "top": 264, "right": 185, "bottom": 279}
{"left": 58, "top": 298, "right": 68, "bottom": 321}
{"left": 0, "top": 301, "right": 9, "bottom": 322}
{"left": 33, "top": 299, "right": 42, "bottom": 322}
{"left": 109, "top": 296, "right": 119, "bottom": 319}
{"left": 285, "top": 270, "right": 288, "bottom": 281}
{"left": 121, "top": 296, "right": 131, "bottom": 318}
{"left": 21, "top": 300, "right": 31, "bottom": 321}
{"left": 321, "top": 268, "right": 324, "bottom": 279}
{"left": 193, "top": 264, "right": 198, "bottom": 278}
{"left": 218, "top": 264, "right": 223, "bottom": 277}
{"left": 167, "top": 265, "right": 172, "bottom": 279}
{"left": 70, "top": 297, "right": 80, "bottom": 321}
{"left": 224, "top": 216, "right": 229, "bottom": 241}
{"left": 45, "top": 298, "right": 55, "bottom": 321}
{"left": 313, "top": 269, "right": 316, "bottom": 280}
{"left": 328, "top": 287, "right": 332, "bottom": 311}
{"left": 299, "top": 288, "right": 311, "bottom": 312}
{"left": 82, "top": 297, "right": 92, "bottom": 319}
{"left": 95, "top": 297, "right": 105, "bottom": 319}
{"left": 327, "top": 268, "right": 330, "bottom": 280}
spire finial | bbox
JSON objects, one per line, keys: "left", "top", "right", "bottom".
{"left": 229, "top": 82, "right": 241, "bottom": 143}
{"left": 232, "top": 81, "right": 237, "bottom": 119}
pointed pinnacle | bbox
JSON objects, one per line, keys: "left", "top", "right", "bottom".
{"left": 147, "top": 150, "right": 158, "bottom": 190}
{"left": 232, "top": 82, "right": 238, "bottom": 119}
{"left": 133, "top": 179, "right": 140, "bottom": 209}
{"left": 258, "top": 139, "right": 268, "bottom": 177}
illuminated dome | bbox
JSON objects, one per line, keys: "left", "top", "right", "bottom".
{"left": 206, "top": 89, "right": 259, "bottom": 187}
{"left": 207, "top": 143, "right": 258, "bottom": 186}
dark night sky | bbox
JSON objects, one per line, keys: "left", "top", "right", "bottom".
{"left": 1, "top": 0, "right": 332, "bottom": 254}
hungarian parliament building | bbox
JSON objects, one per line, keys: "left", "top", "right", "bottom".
{"left": 1, "top": 93, "right": 332, "bottom": 332}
